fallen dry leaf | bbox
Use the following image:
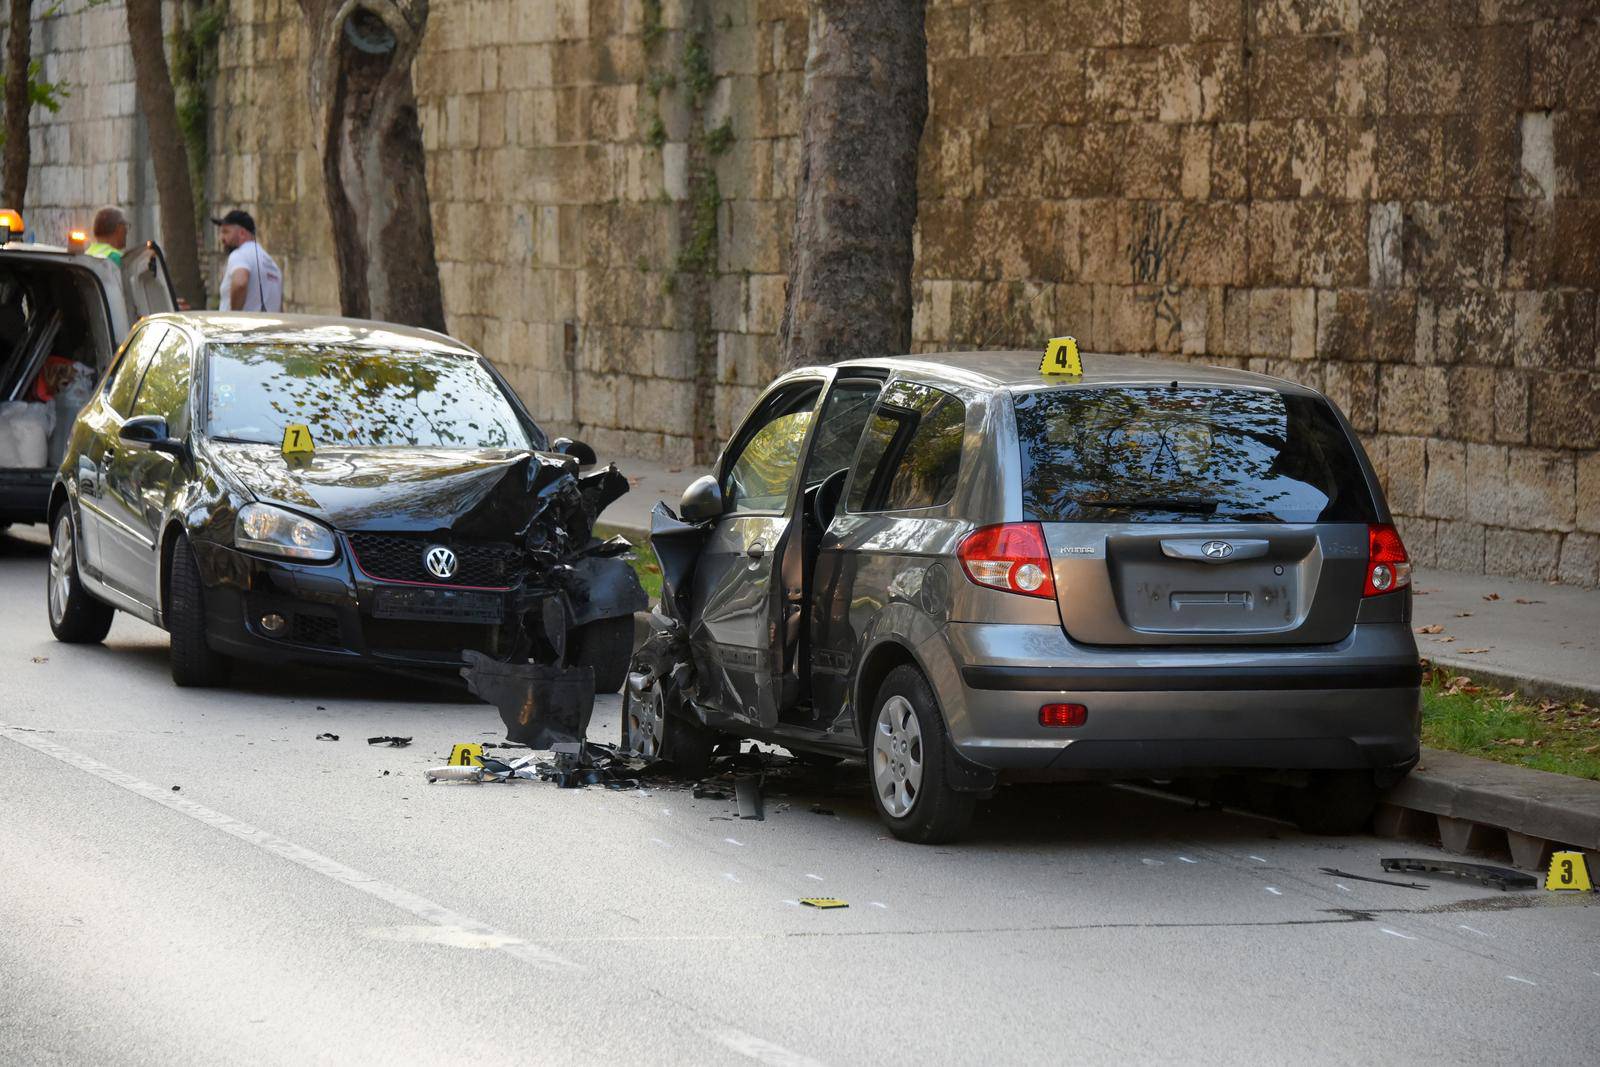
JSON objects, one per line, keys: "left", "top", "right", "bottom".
{"left": 1454, "top": 612, "right": 1473, "bottom": 618}
{"left": 1462, "top": 647, "right": 1490, "bottom": 654}
{"left": 1514, "top": 598, "right": 1544, "bottom": 605}
{"left": 1439, "top": 636, "right": 1457, "bottom": 643}
{"left": 1540, "top": 700, "right": 1561, "bottom": 713}
{"left": 1584, "top": 744, "right": 1600, "bottom": 754}
{"left": 1532, "top": 739, "right": 1546, "bottom": 747}
{"left": 29, "top": 656, "right": 47, "bottom": 664}
{"left": 1483, "top": 592, "right": 1501, "bottom": 601}
{"left": 1416, "top": 624, "right": 1445, "bottom": 634}
{"left": 1496, "top": 737, "right": 1528, "bottom": 746}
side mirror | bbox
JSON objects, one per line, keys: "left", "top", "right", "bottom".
{"left": 551, "top": 437, "right": 597, "bottom": 465}
{"left": 680, "top": 474, "right": 723, "bottom": 523}
{"left": 119, "top": 415, "right": 187, "bottom": 460}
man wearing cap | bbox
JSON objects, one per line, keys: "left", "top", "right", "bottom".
{"left": 85, "top": 206, "right": 128, "bottom": 265}
{"left": 213, "top": 209, "right": 283, "bottom": 312}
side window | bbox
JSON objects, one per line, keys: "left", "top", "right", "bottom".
{"left": 129, "top": 330, "right": 193, "bottom": 435}
{"left": 104, "top": 324, "right": 167, "bottom": 417}
{"left": 800, "top": 378, "right": 883, "bottom": 487}
{"left": 722, "top": 382, "right": 823, "bottom": 513}
{"left": 846, "top": 382, "right": 966, "bottom": 513}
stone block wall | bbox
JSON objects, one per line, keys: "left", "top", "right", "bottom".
{"left": 14, "top": 0, "right": 1600, "bottom": 585}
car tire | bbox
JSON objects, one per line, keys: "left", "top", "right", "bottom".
{"left": 868, "top": 665, "right": 976, "bottom": 844}
{"left": 621, "top": 680, "right": 717, "bottom": 777}
{"left": 1289, "top": 771, "right": 1379, "bottom": 835}
{"left": 570, "top": 616, "right": 633, "bottom": 693}
{"left": 167, "top": 535, "right": 230, "bottom": 688}
{"left": 46, "top": 505, "right": 114, "bottom": 644}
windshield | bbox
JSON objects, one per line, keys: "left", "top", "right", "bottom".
{"left": 1014, "top": 386, "right": 1377, "bottom": 524}
{"left": 204, "top": 343, "right": 537, "bottom": 450}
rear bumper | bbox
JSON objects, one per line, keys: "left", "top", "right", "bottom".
{"left": 0, "top": 470, "right": 50, "bottom": 525}
{"left": 928, "top": 622, "right": 1421, "bottom": 778}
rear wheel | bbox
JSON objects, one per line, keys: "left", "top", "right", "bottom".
{"left": 167, "top": 535, "right": 229, "bottom": 687}
{"left": 46, "top": 506, "right": 114, "bottom": 644}
{"left": 621, "top": 680, "right": 717, "bottom": 777}
{"left": 1289, "top": 771, "right": 1379, "bottom": 835}
{"left": 868, "top": 665, "right": 976, "bottom": 844}
{"left": 569, "top": 616, "right": 633, "bottom": 693}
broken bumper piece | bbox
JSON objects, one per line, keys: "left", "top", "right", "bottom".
{"left": 461, "top": 651, "right": 595, "bottom": 749}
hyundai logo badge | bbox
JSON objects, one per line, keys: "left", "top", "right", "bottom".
{"left": 1202, "top": 540, "right": 1234, "bottom": 559}
{"left": 424, "top": 545, "right": 458, "bottom": 579}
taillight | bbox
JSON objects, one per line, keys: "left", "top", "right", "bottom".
{"left": 1364, "top": 523, "right": 1412, "bottom": 597}
{"left": 1039, "top": 703, "right": 1087, "bottom": 728}
{"left": 958, "top": 522, "right": 1056, "bottom": 599}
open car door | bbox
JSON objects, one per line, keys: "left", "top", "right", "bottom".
{"left": 120, "top": 241, "right": 178, "bottom": 322}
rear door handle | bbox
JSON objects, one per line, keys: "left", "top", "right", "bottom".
{"left": 1159, "top": 538, "right": 1271, "bottom": 563}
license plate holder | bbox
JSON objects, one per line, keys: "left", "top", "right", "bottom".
{"left": 372, "top": 586, "right": 506, "bottom": 624}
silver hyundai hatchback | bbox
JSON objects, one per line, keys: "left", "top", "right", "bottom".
{"left": 627, "top": 351, "right": 1421, "bottom": 843}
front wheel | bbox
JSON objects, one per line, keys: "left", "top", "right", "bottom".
{"left": 868, "top": 665, "right": 976, "bottom": 844}
{"left": 46, "top": 506, "right": 114, "bottom": 644}
{"left": 621, "top": 679, "right": 717, "bottom": 777}
{"left": 167, "top": 535, "right": 230, "bottom": 688}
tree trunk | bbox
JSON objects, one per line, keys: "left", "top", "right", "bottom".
{"left": 2, "top": 0, "right": 31, "bottom": 209}
{"left": 124, "top": 0, "right": 205, "bottom": 307}
{"left": 298, "top": 0, "right": 445, "bottom": 331}
{"left": 778, "top": 0, "right": 928, "bottom": 371}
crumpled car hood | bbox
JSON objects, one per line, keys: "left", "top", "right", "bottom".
{"left": 210, "top": 442, "right": 581, "bottom": 537}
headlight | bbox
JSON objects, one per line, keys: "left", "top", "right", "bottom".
{"left": 234, "top": 502, "right": 337, "bottom": 561}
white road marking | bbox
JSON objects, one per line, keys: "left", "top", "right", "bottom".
{"left": 1265, "top": 886, "right": 1283, "bottom": 896}
{"left": 1506, "top": 976, "right": 1537, "bottom": 986}
{"left": 3, "top": 725, "right": 829, "bottom": 1066}
{"left": 1380, "top": 928, "right": 1417, "bottom": 941}
{"left": 1335, "top": 884, "right": 1351, "bottom": 892}
{"left": 870, "top": 902, "right": 888, "bottom": 910}
{"left": 780, "top": 899, "right": 801, "bottom": 907}
{"left": 365, "top": 925, "right": 526, "bottom": 950}
{"left": 1141, "top": 858, "right": 1164, "bottom": 866}
{"left": 1248, "top": 855, "right": 1268, "bottom": 863}
{"left": 1177, "top": 856, "right": 1198, "bottom": 864}
{"left": 725, "top": 837, "right": 745, "bottom": 846}
{"left": 660, "top": 808, "right": 673, "bottom": 817}
{"left": 0, "top": 724, "right": 576, "bottom": 971}
{"left": 805, "top": 873, "right": 824, "bottom": 882}
{"left": 708, "top": 1028, "right": 829, "bottom": 1067}
{"left": 650, "top": 837, "right": 672, "bottom": 848}
{"left": 1457, "top": 924, "right": 1490, "bottom": 938}
{"left": 723, "top": 872, "right": 741, "bottom": 883}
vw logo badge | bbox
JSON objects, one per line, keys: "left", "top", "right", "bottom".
{"left": 424, "top": 545, "right": 458, "bottom": 580}
{"left": 1202, "top": 540, "right": 1234, "bottom": 559}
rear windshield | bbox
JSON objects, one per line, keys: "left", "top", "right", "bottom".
{"left": 205, "top": 343, "right": 536, "bottom": 450}
{"left": 1013, "top": 386, "right": 1376, "bottom": 524}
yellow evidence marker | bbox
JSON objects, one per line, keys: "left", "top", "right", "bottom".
{"left": 799, "top": 898, "right": 849, "bottom": 909}
{"left": 1040, "top": 335, "right": 1082, "bottom": 376}
{"left": 1545, "top": 850, "right": 1593, "bottom": 892}
{"left": 281, "top": 422, "right": 314, "bottom": 458}
{"left": 449, "top": 742, "right": 484, "bottom": 768}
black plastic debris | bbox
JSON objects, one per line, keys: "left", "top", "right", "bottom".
{"left": 171, "top": 785, "right": 180, "bottom": 792}
{"left": 367, "top": 736, "right": 412, "bottom": 748}
{"left": 810, "top": 805, "right": 836, "bottom": 817}
{"left": 692, "top": 781, "right": 731, "bottom": 800}
{"left": 462, "top": 652, "right": 595, "bottom": 749}
{"left": 1380, "top": 857, "right": 1538, "bottom": 891}
{"left": 735, "top": 775, "right": 764, "bottom": 820}
{"left": 1319, "top": 867, "right": 1428, "bottom": 891}
{"left": 315, "top": 732, "right": 339, "bottom": 742}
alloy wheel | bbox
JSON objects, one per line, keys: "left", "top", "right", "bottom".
{"left": 627, "top": 682, "right": 667, "bottom": 760}
{"left": 872, "top": 694, "right": 924, "bottom": 818}
{"left": 48, "top": 514, "right": 73, "bottom": 628}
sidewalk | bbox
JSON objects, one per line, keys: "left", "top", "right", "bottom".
{"left": 598, "top": 453, "right": 1600, "bottom": 706}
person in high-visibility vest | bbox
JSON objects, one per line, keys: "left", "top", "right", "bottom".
{"left": 85, "top": 206, "right": 127, "bottom": 264}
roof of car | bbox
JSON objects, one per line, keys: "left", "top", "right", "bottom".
{"left": 840, "top": 350, "right": 1317, "bottom": 395}
{"left": 152, "top": 312, "right": 476, "bottom": 354}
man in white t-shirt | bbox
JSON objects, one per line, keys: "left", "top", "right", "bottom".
{"left": 212, "top": 209, "right": 284, "bottom": 312}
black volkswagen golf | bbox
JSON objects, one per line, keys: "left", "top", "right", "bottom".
{"left": 46, "top": 313, "right": 642, "bottom": 687}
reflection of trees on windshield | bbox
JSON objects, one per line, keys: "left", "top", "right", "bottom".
{"left": 848, "top": 383, "right": 964, "bottom": 512}
{"left": 727, "top": 411, "right": 813, "bottom": 510}
{"left": 205, "top": 343, "right": 530, "bottom": 450}
{"left": 1016, "top": 387, "right": 1373, "bottom": 524}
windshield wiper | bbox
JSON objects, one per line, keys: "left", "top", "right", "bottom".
{"left": 1082, "top": 495, "right": 1219, "bottom": 513}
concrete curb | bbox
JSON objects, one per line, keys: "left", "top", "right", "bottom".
{"left": 1379, "top": 746, "right": 1600, "bottom": 869}
{"left": 1426, "top": 656, "right": 1600, "bottom": 711}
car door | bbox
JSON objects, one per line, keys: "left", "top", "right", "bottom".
{"left": 119, "top": 242, "right": 179, "bottom": 323}
{"left": 100, "top": 326, "right": 191, "bottom": 603}
{"left": 689, "top": 375, "right": 826, "bottom": 728}
{"left": 76, "top": 322, "right": 167, "bottom": 576}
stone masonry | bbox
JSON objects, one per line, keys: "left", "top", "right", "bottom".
{"left": 10, "top": 0, "right": 1600, "bottom": 585}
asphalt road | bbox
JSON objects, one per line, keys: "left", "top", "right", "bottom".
{"left": 2, "top": 524, "right": 1597, "bottom": 1065}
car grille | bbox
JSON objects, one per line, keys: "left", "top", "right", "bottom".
{"left": 347, "top": 533, "right": 519, "bottom": 588}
